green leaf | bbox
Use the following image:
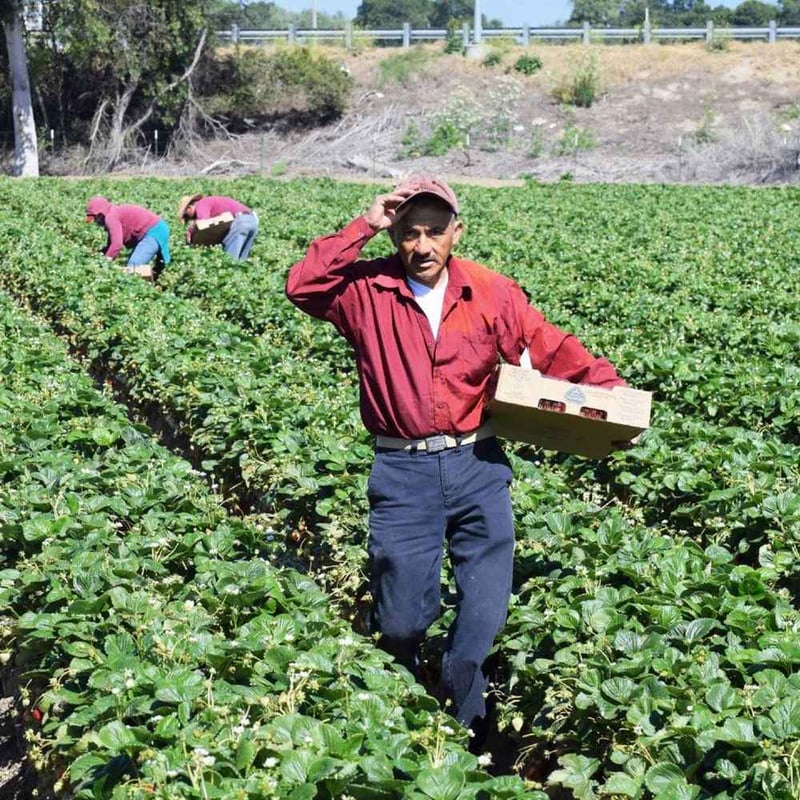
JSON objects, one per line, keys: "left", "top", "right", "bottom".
{"left": 415, "top": 766, "right": 466, "bottom": 800}
{"left": 600, "top": 772, "right": 642, "bottom": 796}
{"left": 95, "top": 720, "right": 138, "bottom": 752}
{"left": 644, "top": 764, "right": 685, "bottom": 794}
{"left": 601, "top": 677, "right": 638, "bottom": 704}
{"left": 549, "top": 754, "right": 601, "bottom": 799}
{"left": 717, "top": 717, "right": 758, "bottom": 745}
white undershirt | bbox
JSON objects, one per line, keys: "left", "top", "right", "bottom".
{"left": 407, "top": 271, "right": 448, "bottom": 340}
{"left": 407, "top": 270, "right": 533, "bottom": 366}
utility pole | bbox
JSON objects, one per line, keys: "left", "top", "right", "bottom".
{"left": 312, "top": 0, "right": 317, "bottom": 29}
{"left": 466, "top": 0, "right": 484, "bottom": 58}
{"left": 473, "top": 0, "right": 482, "bottom": 44}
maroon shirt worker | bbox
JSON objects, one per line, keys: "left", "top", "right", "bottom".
{"left": 285, "top": 175, "right": 629, "bottom": 748}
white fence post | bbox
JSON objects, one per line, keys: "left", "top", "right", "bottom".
{"left": 769, "top": 19, "right": 777, "bottom": 43}
{"left": 461, "top": 21, "right": 469, "bottom": 49}
{"left": 345, "top": 21, "right": 352, "bottom": 49}
{"left": 582, "top": 21, "right": 590, "bottom": 45}
{"left": 643, "top": 19, "right": 651, "bottom": 44}
{"left": 522, "top": 25, "right": 530, "bottom": 46}
{"left": 288, "top": 24, "right": 296, "bottom": 44}
{"left": 402, "top": 22, "right": 410, "bottom": 48}
{"left": 231, "top": 23, "right": 239, "bottom": 44}
{"left": 705, "top": 19, "right": 714, "bottom": 44}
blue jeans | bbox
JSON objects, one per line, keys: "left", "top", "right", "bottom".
{"left": 367, "top": 436, "right": 514, "bottom": 729}
{"left": 222, "top": 212, "right": 258, "bottom": 261}
{"left": 128, "top": 220, "right": 170, "bottom": 266}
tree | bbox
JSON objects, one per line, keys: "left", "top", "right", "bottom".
{"left": 777, "top": 0, "right": 800, "bottom": 22}
{"left": 569, "top": 0, "right": 621, "bottom": 25}
{"left": 731, "top": 0, "right": 778, "bottom": 24}
{"left": 1, "top": 0, "right": 39, "bottom": 176}
{"left": 356, "top": 0, "right": 435, "bottom": 28}
{"left": 430, "top": 0, "right": 502, "bottom": 27}
{"left": 42, "top": 0, "right": 211, "bottom": 171}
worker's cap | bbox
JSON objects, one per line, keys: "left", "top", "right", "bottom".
{"left": 177, "top": 194, "right": 203, "bottom": 222}
{"left": 394, "top": 174, "right": 459, "bottom": 216}
{"left": 85, "top": 195, "right": 110, "bottom": 222}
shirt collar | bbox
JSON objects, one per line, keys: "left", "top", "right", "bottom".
{"left": 374, "top": 254, "right": 472, "bottom": 301}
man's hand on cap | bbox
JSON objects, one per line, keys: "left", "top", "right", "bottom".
{"left": 364, "top": 188, "right": 416, "bottom": 232}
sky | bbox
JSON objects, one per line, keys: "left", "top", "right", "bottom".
{"left": 274, "top": 1, "right": 742, "bottom": 27}
{"left": 277, "top": 1, "right": 578, "bottom": 26}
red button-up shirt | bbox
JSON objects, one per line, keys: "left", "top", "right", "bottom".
{"left": 286, "top": 216, "right": 626, "bottom": 439}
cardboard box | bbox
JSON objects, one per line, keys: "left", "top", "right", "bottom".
{"left": 191, "top": 212, "right": 234, "bottom": 246}
{"left": 487, "top": 364, "right": 652, "bottom": 457}
{"left": 120, "top": 264, "right": 153, "bottom": 281}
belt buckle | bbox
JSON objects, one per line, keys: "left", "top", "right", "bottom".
{"left": 424, "top": 434, "right": 448, "bottom": 453}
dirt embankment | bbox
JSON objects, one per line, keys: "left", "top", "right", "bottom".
{"left": 132, "top": 40, "right": 800, "bottom": 187}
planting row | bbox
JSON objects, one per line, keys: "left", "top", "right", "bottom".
{"left": 0, "top": 291, "right": 530, "bottom": 799}
{"left": 2, "top": 177, "right": 800, "bottom": 797}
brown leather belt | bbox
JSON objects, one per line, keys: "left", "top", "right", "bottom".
{"left": 376, "top": 423, "right": 494, "bottom": 453}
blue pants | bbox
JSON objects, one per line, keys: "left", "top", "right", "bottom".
{"left": 128, "top": 220, "right": 171, "bottom": 267}
{"left": 222, "top": 212, "right": 258, "bottom": 261}
{"left": 367, "top": 436, "right": 514, "bottom": 729}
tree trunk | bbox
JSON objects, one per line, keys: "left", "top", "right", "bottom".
{"left": 3, "top": 8, "right": 39, "bottom": 177}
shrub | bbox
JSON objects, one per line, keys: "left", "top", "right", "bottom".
{"left": 482, "top": 49, "right": 503, "bottom": 68}
{"left": 552, "top": 122, "right": 596, "bottom": 156}
{"left": 705, "top": 35, "right": 731, "bottom": 52}
{"left": 443, "top": 21, "right": 464, "bottom": 54}
{"left": 514, "top": 53, "right": 543, "bottom": 75}
{"left": 552, "top": 51, "right": 601, "bottom": 108}
{"left": 200, "top": 46, "right": 353, "bottom": 128}
{"left": 377, "top": 46, "right": 431, "bottom": 86}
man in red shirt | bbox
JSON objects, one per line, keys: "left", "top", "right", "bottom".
{"left": 286, "top": 175, "right": 628, "bottom": 747}
{"left": 178, "top": 194, "right": 259, "bottom": 261}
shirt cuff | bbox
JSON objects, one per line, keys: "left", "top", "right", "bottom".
{"left": 350, "top": 215, "right": 379, "bottom": 241}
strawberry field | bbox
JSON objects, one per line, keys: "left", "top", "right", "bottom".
{"left": 1, "top": 176, "right": 799, "bottom": 800}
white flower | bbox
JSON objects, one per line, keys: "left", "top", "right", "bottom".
{"left": 478, "top": 753, "right": 493, "bottom": 766}
{"left": 264, "top": 757, "right": 278, "bottom": 768}
{"left": 440, "top": 725, "right": 455, "bottom": 735}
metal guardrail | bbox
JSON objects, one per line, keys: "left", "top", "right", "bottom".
{"left": 217, "top": 21, "right": 799, "bottom": 48}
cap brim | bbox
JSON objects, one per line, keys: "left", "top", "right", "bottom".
{"left": 396, "top": 190, "right": 457, "bottom": 216}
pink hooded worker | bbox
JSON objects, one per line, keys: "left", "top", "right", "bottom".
{"left": 85, "top": 196, "right": 171, "bottom": 270}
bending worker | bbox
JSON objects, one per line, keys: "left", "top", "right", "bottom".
{"left": 85, "top": 196, "right": 170, "bottom": 271}
{"left": 285, "top": 175, "right": 630, "bottom": 747}
{"left": 178, "top": 193, "right": 258, "bottom": 261}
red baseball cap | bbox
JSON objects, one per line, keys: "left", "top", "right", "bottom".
{"left": 395, "top": 174, "right": 459, "bottom": 215}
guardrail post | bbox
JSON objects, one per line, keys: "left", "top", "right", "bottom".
{"left": 522, "top": 25, "right": 530, "bottom": 46}
{"left": 643, "top": 19, "right": 651, "bottom": 44}
{"left": 231, "top": 23, "right": 239, "bottom": 44}
{"left": 769, "top": 19, "right": 777, "bottom": 43}
{"left": 345, "top": 21, "right": 352, "bottom": 49}
{"left": 705, "top": 19, "right": 713, "bottom": 44}
{"left": 582, "top": 20, "right": 590, "bottom": 45}
{"left": 402, "top": 22, "right": 410, "bottom": 48}
{"left": 288, "top": 24, "right": 296, "bottom": 44}
{"left": 462, "top": 21, "right": 469, "bottom": 48}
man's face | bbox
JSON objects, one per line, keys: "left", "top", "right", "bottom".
{"left": 391, "top": 197, "right": 463, "bottom": 288}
